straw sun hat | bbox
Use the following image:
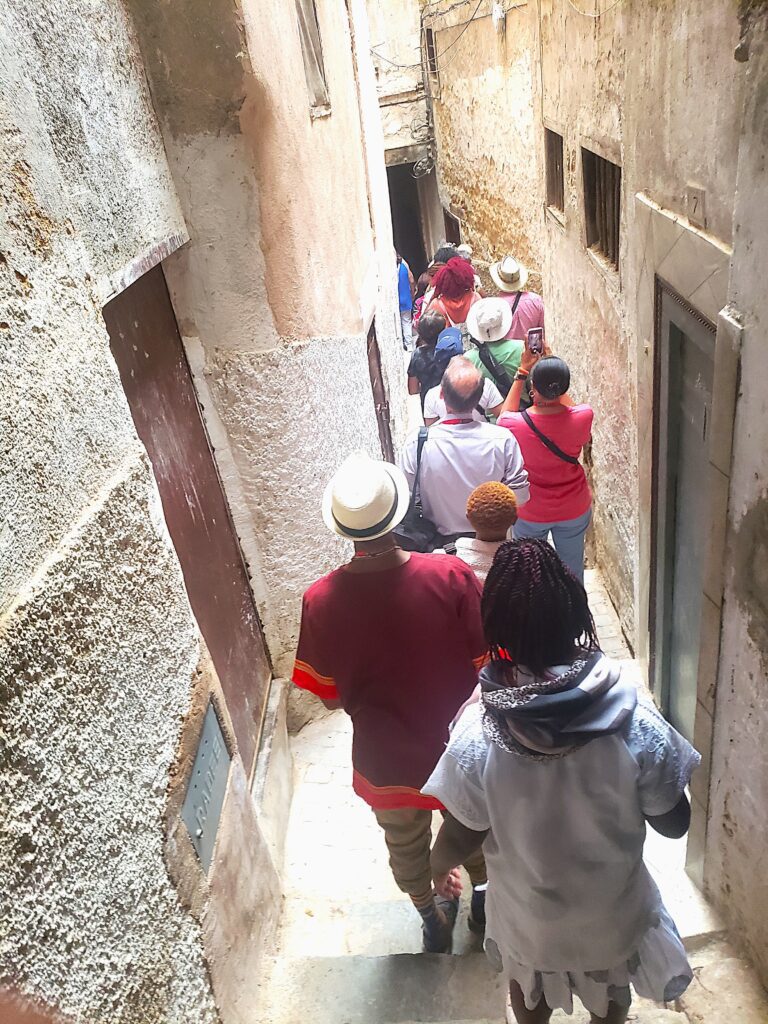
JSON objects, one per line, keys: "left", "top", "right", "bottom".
{"left": 322, "top": 452, "right": 410, "bottom": 542}
{"left": 489, "top": 255, "right": 529, "bottom": 294}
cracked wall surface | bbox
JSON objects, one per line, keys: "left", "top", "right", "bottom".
{"left": 706, "top": 9, "right": 768, "bottom": 985}
{"left": 1, "top": 2, "right": 282, "bottom": 1018}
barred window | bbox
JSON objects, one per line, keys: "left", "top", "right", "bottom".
{"left": 582, "top": 148, "right": 621, "bottom": 269}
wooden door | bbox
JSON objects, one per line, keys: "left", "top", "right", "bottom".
{"left": 104, "top": 264, "right": 271, "bottom": 771}
{"left": 651, "top": 281, "right": 715, "bottom": 742}
{"left": 366, "top": 323, "right": 394, "bottom": 462}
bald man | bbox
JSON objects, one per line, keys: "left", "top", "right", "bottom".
{"left": 400, "top": 357, "right": 530, "bottom": 544}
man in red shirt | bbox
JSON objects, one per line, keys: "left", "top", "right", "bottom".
{"left": 293, "top": 452, "right": 489, "bottom": 952}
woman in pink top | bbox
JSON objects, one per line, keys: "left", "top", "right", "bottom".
{"left": 497, "top": 354, "right": 593, "bottom": 582}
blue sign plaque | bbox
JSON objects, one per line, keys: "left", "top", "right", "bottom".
{"left": 181, "top": 700, "right": 231, "bottom": 873}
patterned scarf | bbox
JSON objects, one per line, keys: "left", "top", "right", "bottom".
{"left": 481, "top": 652, "right": 638, "bottom": 757}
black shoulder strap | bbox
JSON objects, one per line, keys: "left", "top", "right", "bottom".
{"left": 520, "top": 410, "right": 580, "bottom": 465}
{"left": 411, "top": 425, "right": 429, "bottom": 504}
{"left": 475, "top": 344, "right": 513, "bottom": 396}
{"left": 510, "top": 291, "right": 524, "bottom": 317}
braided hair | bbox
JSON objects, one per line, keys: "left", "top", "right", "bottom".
{"left": 482, "top": 539, "right": 599, "bottom": 677}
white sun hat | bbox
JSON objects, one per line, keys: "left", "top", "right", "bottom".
{"left": 322, "top": 452, "right": 411, "bottom": 542}
{"left": 466, "top": 296, "right": 514, "bottom": 343}
{"left": 489, "top": 255, "right": 529, "bottom": 294}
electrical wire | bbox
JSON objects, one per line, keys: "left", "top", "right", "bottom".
{"left": 370, "top": 0, "right": 484, "bottom": 70}
{"left": 566, "top": 0, "right": 625, "bottom": 17}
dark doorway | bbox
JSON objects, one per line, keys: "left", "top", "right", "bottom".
{"left": 104, "top": 264, "right": 272, "bottom": 772}
{"left": 650, "top": 280, "right": 715, "bottom": 743}
{"left": 366, "top": 323, "right": 394, "bottom": 463}
{"left": 387, "top": 163, "right": 428, "bottom": 277}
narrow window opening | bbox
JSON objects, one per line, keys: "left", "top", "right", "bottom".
{"left": 443, "top": 208, "right": 461, "bottom": 245}
{"left": 425, "top": 28, "right": 438, "bottom": 78}
{"left": 295, "top": 0, "right": 330, "bottom": 111}
{"left": 582, "top": 147, "right": 621, "bottom": 269}
{"left": 545, "top": 129, "right": 565, "bottom": 213}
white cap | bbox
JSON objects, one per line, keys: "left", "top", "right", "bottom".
{"left": 466, "top": 297, "right": 514, "bottom": 343}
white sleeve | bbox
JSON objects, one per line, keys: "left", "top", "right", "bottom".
{"left": 627, "top": 699, "right": 702, "bottom": 817}
{"left": 398, "top": 431, "right": 419, "bottom": 488}
{"left": 423, "top": 705, "right": 491, "bottom": 831}
{"left": 481, "top": 378, "right": 504, "bottom": 409}
{"left": 501, "top": 433, "right": 530, "bottom": 506}
{"left": 423, "top": 387, "right": 440, "bottom": 421}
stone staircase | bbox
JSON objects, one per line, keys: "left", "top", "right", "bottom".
{"left": 261, "top": 575, "right": 768, "bottom": 1024}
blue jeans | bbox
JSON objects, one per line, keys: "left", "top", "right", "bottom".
{"left": 513, "top": 506, "right": 593, "bottom": 584}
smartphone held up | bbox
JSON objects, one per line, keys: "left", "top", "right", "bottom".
{"left": 527, "top": 327, "right": 544, "bottom": 356}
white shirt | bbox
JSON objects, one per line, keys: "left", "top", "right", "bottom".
{"left": 433, "top": 537, "right": 507, "bottom": 582}
{"left": 424, "top": 690, "right": 700, "bottom": 973}
{"left": 423, "top": 378, "right": 504, "bottom": 424}
{"left": 399, "top": 420, "right": 530, "bottom": 536}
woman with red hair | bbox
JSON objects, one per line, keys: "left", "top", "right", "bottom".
{"left": 427, "top": 256, "right": 480, "bottom": 327}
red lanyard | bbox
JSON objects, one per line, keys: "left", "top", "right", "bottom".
{"left": 442, "top": 418, "right": 474, "bottom": 425}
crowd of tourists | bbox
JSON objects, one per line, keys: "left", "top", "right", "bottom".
{"left": 293, "top": 245, "right": 700, "bottom": 1024}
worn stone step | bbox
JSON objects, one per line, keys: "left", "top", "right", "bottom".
{"left": 258, "top": 953, "right": 691, "bottom": 1024}
{"left": 259, "top": 952, "right": 506, "bottom": 1023}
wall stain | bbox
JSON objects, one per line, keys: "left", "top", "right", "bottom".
{"left": 732, "top": 491, "right": 768, "bottom": 674}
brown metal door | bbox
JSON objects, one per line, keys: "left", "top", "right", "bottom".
{"left": 104, "top": 264, "right": 270, "bottom": 771}
{"left": 366, "top": 324, "right": 394, "bottom": 462}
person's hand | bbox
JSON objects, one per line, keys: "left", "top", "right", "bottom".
{"left": 433, "top": 866, "right": 463, "bottom": 900}
{"left": 520, "top": 345, "right": 540, "bottom": 373}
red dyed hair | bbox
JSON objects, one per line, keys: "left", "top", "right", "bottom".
{"left": 432, "top": 256, "right": 476, "bottom": 300}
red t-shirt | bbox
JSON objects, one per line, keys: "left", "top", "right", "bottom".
{"left": 497, "top": 405, "right": 593, "bottom": 523}
{"left": 292, "top": 553, "right": 488, "bottom": 810}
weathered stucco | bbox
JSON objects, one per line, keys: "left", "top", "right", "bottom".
{"left": 367, "top": 0, "right": 427, "bottom": 154}
{"left": 427, "top": 0, "right": 744, "bottom": 644}
{"left": 1, "top": 463, "right": 219, "bottom": 1024}
{"left": 130, "top": 0, "right": 405, "bottom": 671}
{"left": 0, "top": 3, "right": 291, "bottom": 1018}
{"left": 705, "top": 9, "right": 768, "bottom": 984}
{"left": 1, "top": 1, "right": 185, "bottom": 299}
{"left": 429, "top": 2, "right": 544, "bottom": 289}
{"left": 205, "top": 338, "right": 383, "bottom": 675}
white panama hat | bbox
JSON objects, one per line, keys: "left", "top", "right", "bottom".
{"left": 489, "top": 255, "right": 529, "bottom": 294}
{"left": 466, "top": 296, "right": 514, "bottom": 343}
{"left": 322, "top": 452, "right": 411, "bottom": 542}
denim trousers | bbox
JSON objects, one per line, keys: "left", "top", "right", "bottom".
{"left": 513, "top": 506, "right": 593, "bottom": 584}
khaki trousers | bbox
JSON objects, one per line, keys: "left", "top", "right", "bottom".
{"left": 373, "top": 806, "right": 487, "bottom": 908}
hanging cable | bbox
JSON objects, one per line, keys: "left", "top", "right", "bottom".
{"left": 566, "top": 0, "right": 625, "bottom": 17}
{"left": 370, "top": 0, "right": 485, "bottom": 70}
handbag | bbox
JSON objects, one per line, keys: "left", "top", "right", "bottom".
{"left": 392, "top": 427, "right": 440, "bottom": 552}
{"left": 521, "top": 410, "right": 580, "bottom": 465}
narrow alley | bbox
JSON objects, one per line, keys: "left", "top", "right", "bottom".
{"left": 1, "top": 2, "right": 768, "bottom": 1024}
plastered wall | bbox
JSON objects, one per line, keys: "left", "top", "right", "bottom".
{"left": 428, "top": 2, "right": 544, "bottom": 287}
{"left": 428, "top": 0, "right": 743, "bottom": 643}
{"left": 705, "top": 8, "right": 768, "bottom": 984}
{"left": 0, "top": 3, "right": 281, "bottom": 1019}
{"left": 366, "top": 0, "right": 426, "bottom": 153}
{"left": 129, "top": 0, "right": 405, "bottom": 677}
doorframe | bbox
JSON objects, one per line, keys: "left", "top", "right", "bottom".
{"left": 649, "top": 274, "right": 742, "bottom": 887}
{"left": 649, "top": 278, "right": 716, "bottom": 725}
{"left": 366, "top": 322, "right": 395, "bottom": 463}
